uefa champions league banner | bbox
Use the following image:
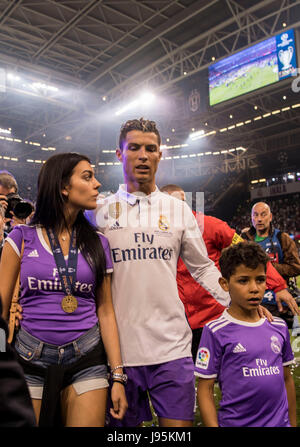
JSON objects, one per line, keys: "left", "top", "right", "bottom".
{"left": 276, "top": 29, "right": 298, "bottom": 80}
{"left": 209, "top": 28, "right": 298, "bottom": 106}
{"left": 250, "top": 181, "right": 300, "bottom": 201}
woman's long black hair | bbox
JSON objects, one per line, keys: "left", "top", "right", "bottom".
{"left": 31, "top": 152, "right": 106, "bottom": 289}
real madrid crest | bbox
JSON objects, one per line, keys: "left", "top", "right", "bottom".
{"left": 270, "top": 335, "right": 281, "bottom": 354}
{"left": 109, "top": 201, "right": 122, "bottom": 220}
{"left": 158, "top": 215, "right": 169, "bottom": 231}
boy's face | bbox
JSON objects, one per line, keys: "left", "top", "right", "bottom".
{"left": 219, "top": 264, "right": 266, "bottom": 314}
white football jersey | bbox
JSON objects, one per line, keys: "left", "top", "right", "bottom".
{"left": 86, "top": 185, "right": 230, "bottom": 366}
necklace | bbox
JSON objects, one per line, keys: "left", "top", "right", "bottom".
{"left": 61, "top": 236, "right": 66, "bottom": 241}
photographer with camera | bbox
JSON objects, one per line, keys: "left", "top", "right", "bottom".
{"left": 0, "top": 170, "right": 33, "bottom": 232}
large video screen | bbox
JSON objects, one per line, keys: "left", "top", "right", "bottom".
{"left": 209, "top": 29, "right": 297, "bottom": 106}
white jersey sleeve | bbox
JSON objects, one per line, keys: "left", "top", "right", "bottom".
{"left": 180, "top": 202, "right": 230, "bottom": 307}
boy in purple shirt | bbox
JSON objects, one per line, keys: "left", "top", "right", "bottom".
{"left": 196, "top": 242, "right": 296, "bottom": 427}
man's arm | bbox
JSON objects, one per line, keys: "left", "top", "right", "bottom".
{"left": 197, "top": 378, "right": 219, "bottom": 427}
{"left": 274, "top": 233, "right": 300, "bottom": 278}
{"left": 180, "top": 208, "right": 230, "bottom": 307}
{"left": 284, "top": 366, "right": 297, "bottom": 427}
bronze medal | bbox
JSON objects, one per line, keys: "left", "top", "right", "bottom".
{"left": 61, "top": 295, "right": 78, "bottom": 313}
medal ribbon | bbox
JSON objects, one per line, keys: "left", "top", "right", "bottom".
{"left": 46, "top": 227, "right": 78, "bottom": 297}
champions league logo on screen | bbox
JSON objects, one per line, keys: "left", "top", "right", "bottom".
{"left": 276, "top": 29, "right": 297, "bottom": 79}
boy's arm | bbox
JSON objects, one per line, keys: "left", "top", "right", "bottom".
{"left": 284, "top": 366, "right": 297, "bottom": 427}
{"left": 197, "top": 378, "right": 218, "bottom": 427}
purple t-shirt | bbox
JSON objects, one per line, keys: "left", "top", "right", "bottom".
{"left": 195, "top": 310, "right": 294, "bottom": 427}
{"left": 7, "top": 225, "right": 113, "bottom": 345}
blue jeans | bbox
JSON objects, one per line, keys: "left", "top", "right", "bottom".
{"left": 14, "top": 324, "right": 108, "bottom": 398}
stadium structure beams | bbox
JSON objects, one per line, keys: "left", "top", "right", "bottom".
{"left": 84, "top": 0, "right": 219, "bottom": 89}
{"left": 95, "top": 0, "right": 299, "bottom": 100}
{"left": 0, "top": 0, "right": 299, "bottom": 168}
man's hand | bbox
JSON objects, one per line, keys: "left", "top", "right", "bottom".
{"left": 258, "top": 305, "right": 273, "bottom": 322}
{"left": 275, "top": 289, "right": 300, "bottom": 315}
{"left": 110, "top": 382, "right": 128, "bottom": 420}
{"left": 14, "top": 303, "right": 23, "bottom": 327}
{"left": 0, "top": 194, "right": 8, "bottom": 211}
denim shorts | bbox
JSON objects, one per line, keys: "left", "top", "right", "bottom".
{"left": 14, "top": 324, "right": 109, "bottom": 399}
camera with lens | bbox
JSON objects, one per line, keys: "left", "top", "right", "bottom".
{"left": 4, "top": 193, "right": 33, "bottom": 220}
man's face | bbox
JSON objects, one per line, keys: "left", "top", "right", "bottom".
{"left": 116, "top": 130, "right": 162, "bottom": 191}
{"left": 251, "top": 203, "right": 272, "bottom": 235}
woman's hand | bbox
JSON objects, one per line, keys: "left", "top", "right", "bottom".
{"left": 109, "top": 382, "right": 128, "bottom": 420}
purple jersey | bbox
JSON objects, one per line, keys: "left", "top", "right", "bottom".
{"left": 195, "top": 310, "right": 294, "bottom": 427}
{"left": 6, "top": 225, "right": 113, "bottom": 345}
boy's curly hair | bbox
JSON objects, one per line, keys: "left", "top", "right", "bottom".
{"left": 219, "top": 241, "right": 269, "bottom": 280}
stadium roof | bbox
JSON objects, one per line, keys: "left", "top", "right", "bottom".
{"left": 0, "top": 0, "right": 299, "bottom": 178}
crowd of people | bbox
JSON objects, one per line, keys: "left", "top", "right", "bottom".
{"left": 0, "top": 117, "right": 299, "bottom": 428}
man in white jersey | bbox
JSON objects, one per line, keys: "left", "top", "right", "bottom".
{"left": 86, "top": 118, "right": 233, "bottom": 427}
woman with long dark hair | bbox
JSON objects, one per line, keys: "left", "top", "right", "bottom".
{"left": 0, "top": 153, "right": 127, "bottom": 426}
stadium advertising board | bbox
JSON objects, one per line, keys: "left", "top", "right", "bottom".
{"left": 209, "top": 29, "right": 298, "bottom": 106}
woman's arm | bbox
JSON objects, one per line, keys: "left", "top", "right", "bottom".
{"left": 284, "top": 366, "right": 297, "bottom": 427}
{"left": 197, "top": 377, "right": 219, "bottom": 427}
{"left": 96, "top": 274, "right": 128, "bottom": 420}
{"left": 0, "top": 242, "right": 21, "bottom": 321}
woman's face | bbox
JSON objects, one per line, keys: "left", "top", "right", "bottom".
{"left": 63, "top": 160, "right": 101, "bottom": 210}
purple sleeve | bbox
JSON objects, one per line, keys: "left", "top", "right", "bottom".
{"left": 194, "top": 325, "right": 222, "bottom": 378}
{"left": 282, "top": 323, "right": 295, "bottom": 365}
{"left": 99, "top": 233, "right": 113, "bottom": 273}
{"left": 5, "top": 225, "right": 24, "bottom": 257}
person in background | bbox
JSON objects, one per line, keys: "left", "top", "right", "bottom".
{"left": 242, "top": 202, "right": 300, "bottom": 282}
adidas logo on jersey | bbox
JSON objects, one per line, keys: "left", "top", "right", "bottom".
{"left": 233, "top": 343, "right": 246, "bottom": 353}
{"left": 28, "top": 249, "right": 39, "bottom": 258}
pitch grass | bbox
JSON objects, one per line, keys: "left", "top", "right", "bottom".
{"left": 210, "top": 65, "right": 278, "bottom": 106}
{"left": 144, "top": 333, "right": 300, "bottom": 427}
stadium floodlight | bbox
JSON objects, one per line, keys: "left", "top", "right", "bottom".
{"left": 0, "top": 128, "right": 11, "bottom": 135}
{"left": 115, "top": 99, "right": 139, "bottom": 116}
{"left": 115, "top": 91, "right": 155, "bottom": 116}
{"left": 139, "top": 91, "right": 155, "bottom": 104}
{"left": 189, "top": 129, "right": 205, "bottom": 140}
{"left": 31, "top": 82, "right": 59, "bottom": 93}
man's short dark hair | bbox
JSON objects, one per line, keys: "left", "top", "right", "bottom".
{"left": 219, "top": 242, "right": 269, "bottom": 280}
{"left": 119, "top": 117, "right": 161, "bottom": 150}
{"left": 0, "top": 170, "right": 18, "bottom": 193}
{"left": 160, "top": 184, "right": 183, "bottom": 194}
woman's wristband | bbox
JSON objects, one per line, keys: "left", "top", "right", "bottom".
{"left": 112, "top": 379, "right": 126, "bottom": 386}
